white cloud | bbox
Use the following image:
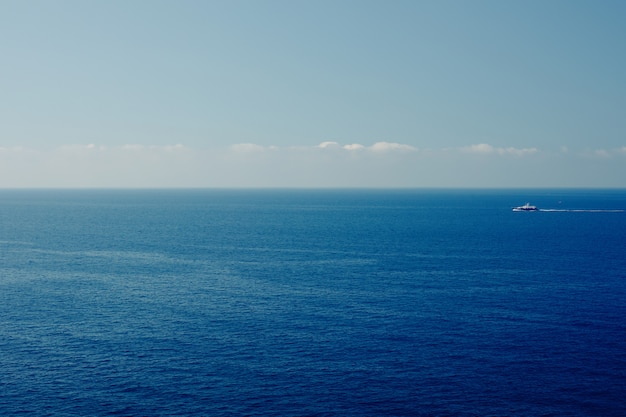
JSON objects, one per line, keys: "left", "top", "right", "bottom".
{"left": 338, "top": 142, "right": 416, "bottom": 152}
{"left": 462, "top": 143, "right": 495, "bottom": 153}
{"left": 244, "top": 141, "right": 418, "bottom": 153}
{"left": 1, "top": 141, "right": 624, "bottom": 188}
{"left": 318, "top": 141, "right": 340, "bottom": 149}
{"left": 501, "top": 147, "right": 538, "bottom": 156}
{"left": 581, "top": 147, "right": 626, "bottom": 158}
{"left": 461, "top": 143, "right": 538, "bottom": 156}
{"left": 369, "top": 141, "right": 417, "bottom": 152}
{"left": 343, "top": 143, "right": 365, "bottom": 151}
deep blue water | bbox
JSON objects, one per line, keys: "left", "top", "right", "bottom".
{"left": 1, "top": 189, "right": 625, "bottom": 416}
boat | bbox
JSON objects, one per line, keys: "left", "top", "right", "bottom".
{"left": 513, "top": 203, "right": 538, "bottom": 211}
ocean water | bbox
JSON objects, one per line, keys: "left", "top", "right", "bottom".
{"left": 1, "top": 189, "right": 625, "bottom": 416}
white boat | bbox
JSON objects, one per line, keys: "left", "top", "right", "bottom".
{"left": 513, "top": 203, "right": 538, "bottom": 211}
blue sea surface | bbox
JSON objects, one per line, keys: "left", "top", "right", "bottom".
{"left": 1, "top": 189, "right": 625, "bottom": 416}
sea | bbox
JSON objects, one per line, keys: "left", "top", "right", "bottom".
{"left": 1, "top": 189, "right": 625, "bottom": 417}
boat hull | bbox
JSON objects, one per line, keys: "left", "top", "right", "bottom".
{"left": 513, "top": 203, "right": 538, "bottom": 211}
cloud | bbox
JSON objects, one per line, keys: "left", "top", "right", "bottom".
{"left": 339, "top": 142, "right": 416, "bottom": 152}
{"left": 463, "top": 143, "right": 495, "bottom": 153}
{"left": 2, "top": 141, "right": 624, "bottom": 188}
{"left": 369, "top": 141, "right": 417, "bottom": 152}
{"left": 232, "top": 141, "right": 417, "bottom": 153}
{"left": 580, "top": 147, "right": 626, "bottom": 158}
{"left": 607, "top": 146, "right": 626, "bottom": 156}
{"left": 343, "top": 143, "right": 365, "bottom": 151}
{"left": 318, "top": 141, "right": 340, "bottom": 149}
{"left": 501, "top": 147, "right": 538, "bottom": 156}
{"left": 460, "top": 143, "right": 538, "bottom": 156}
{"left": 579, "top": 148, "right": 616, "bottom": 158}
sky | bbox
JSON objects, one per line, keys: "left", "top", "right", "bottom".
{"left": 1, "top": 0, "right": 625, "bottom": 188}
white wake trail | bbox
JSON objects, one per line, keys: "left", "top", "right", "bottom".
{"left": 539, "top": 209, "right": 625, "bottom": 212}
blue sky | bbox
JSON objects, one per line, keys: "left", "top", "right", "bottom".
{"left": 1, "top": 0, "right": 625, "bottom": 187}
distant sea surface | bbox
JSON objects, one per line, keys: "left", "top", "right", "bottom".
{"left": 1, "top": 189, "right": 625, "bottom": 416}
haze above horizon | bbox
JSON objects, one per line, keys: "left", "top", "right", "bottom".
{"left": 2, "top": 0, "right": 625, "bottom": 188}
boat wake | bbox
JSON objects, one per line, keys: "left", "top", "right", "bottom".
{"left": 539, "top": 209, "right": 625, "bottom": 213}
